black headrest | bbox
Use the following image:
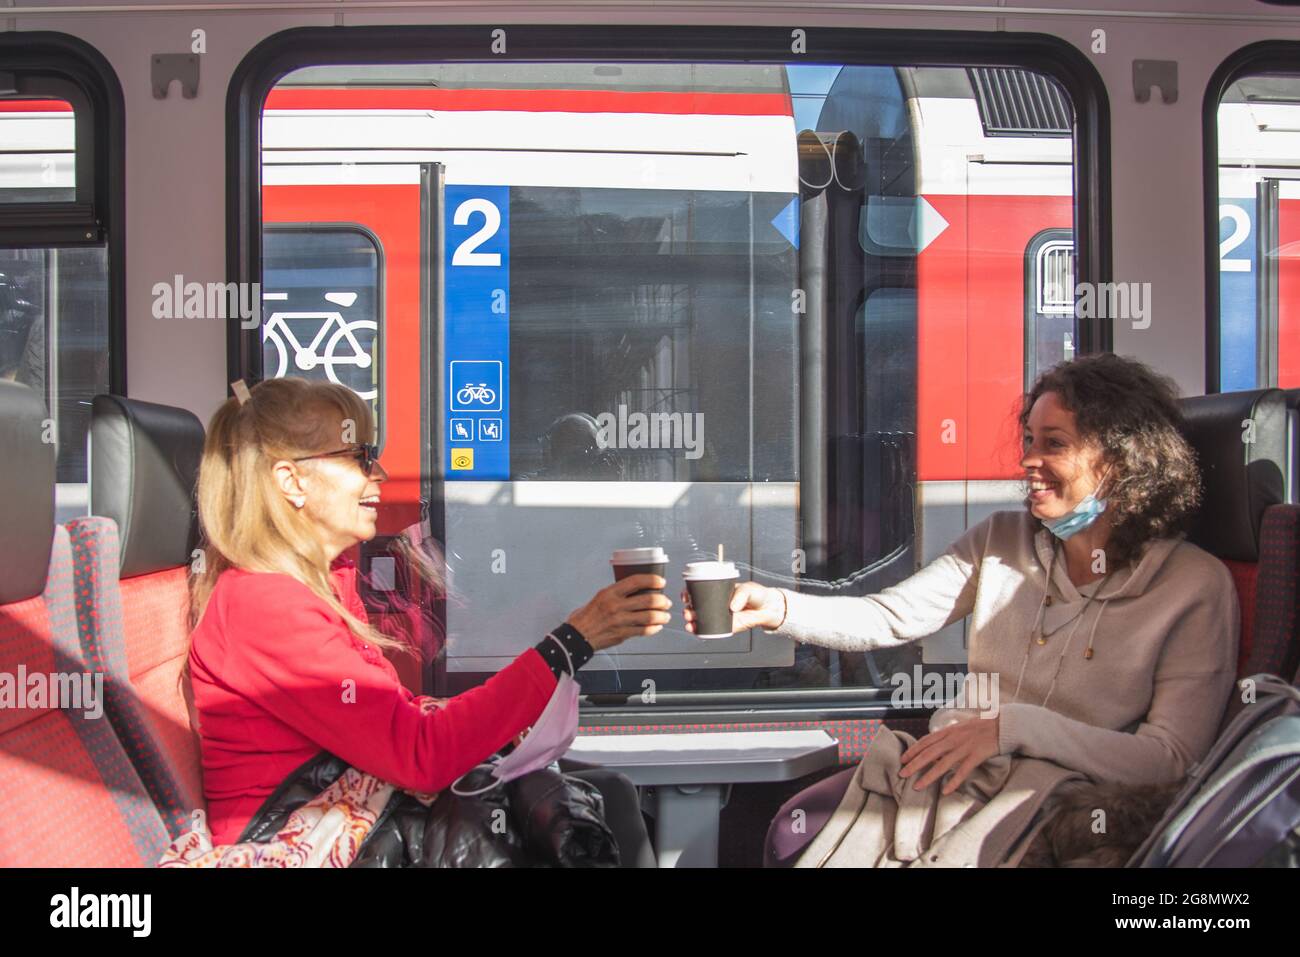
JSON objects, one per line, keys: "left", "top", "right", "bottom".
{"left": 1177, "top": 389, "right": 1286, "bottom": 562}
{"left": 0, "top": 381, "right": 55, "bottom": 603}
{"left": 89, "top": 395, "right": 204, "bottom": 579}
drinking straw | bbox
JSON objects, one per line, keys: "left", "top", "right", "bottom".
{"left": 718, "top": 544, "right": 724, "bottom": 562}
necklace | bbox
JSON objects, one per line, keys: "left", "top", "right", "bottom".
{"left": 1033, "top": 586, "right": 1107, "bottom": 644}
{"left": 1011, "top": 540, "right": 1117, "bottom": 707}
{"left": 1030, "top": 542, "right": 1114, "bottom": 645}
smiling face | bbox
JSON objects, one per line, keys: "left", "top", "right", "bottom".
{"left": 274, "top": 409, "right": 387, "bottom": 562}
{"left": 1021, "top": 390, "right": 1111, "bottom": 521}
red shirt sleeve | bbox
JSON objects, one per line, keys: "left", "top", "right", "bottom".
{"left": 217, "top": 571, "right": 558, "bottom": 794}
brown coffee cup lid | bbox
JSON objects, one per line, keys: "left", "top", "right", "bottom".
{"left": 611, "top": 547, "right": 668, "bottom": 564}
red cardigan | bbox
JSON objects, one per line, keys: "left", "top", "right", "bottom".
{"left": 188, "top": 563, "right": 557, "bottom": 845}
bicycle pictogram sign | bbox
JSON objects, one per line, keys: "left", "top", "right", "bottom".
{"left": 449, "top": 360, "right": 503, "bottom": 412}
{"left": 262, "top": 290, "right": 378, "bottom": 401}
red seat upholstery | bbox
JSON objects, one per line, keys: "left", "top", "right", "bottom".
{"left": 0, "top": 380, "right": 170, "bottom": 866}
{"left": 120, "top": 567, "right": 203, "bottom": 809}
{"left": 67, "top": 517, "right": 202, "bottom": 836}
{"left": 1219, "top": 504, "right": 1300, "bottom": 726}
{"left": 72, "top": 394, "right": 208, "bottom": 837}
{"left": 0, "top": 529, "right": 172, "bottom": 866}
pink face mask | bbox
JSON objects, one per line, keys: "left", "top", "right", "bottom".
{"left": 451, "top": 670, "right": 581, "bottom": 796}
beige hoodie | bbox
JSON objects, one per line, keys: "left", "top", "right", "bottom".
{"left": 773, "top": 509, "right": 1241, "bottom": 786}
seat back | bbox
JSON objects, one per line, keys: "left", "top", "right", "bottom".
{"left": 1244, "top": 505, "right": 1300, "bottom": 682}
{"left": 1282, "top": 388, "right": 1300, "bottom": 504}
{"left": 1176, "top": 389, "right": 1293, "bottom": 727}
{"left": 73, "top": 394, "right": 207, "bottom": 832}
{"left": 0, "top": 381, "right": 170, "bottom": 866}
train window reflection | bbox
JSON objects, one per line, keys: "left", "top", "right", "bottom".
{"left": 255, "top": 61, "right": 1080, "bottom": 698}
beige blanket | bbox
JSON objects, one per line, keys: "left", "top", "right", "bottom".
{"left": 795, "top": 725, "right": 1084, "bottom": 868}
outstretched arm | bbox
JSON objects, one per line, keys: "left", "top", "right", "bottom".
{"left": 765, "top": 515, "right": 990, "bottom": 653}
{"left": 221, "top": 574, "right": 562, "bottom": 795}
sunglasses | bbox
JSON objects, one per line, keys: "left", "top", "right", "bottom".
{"left": 293, "top": 443, "right": 382, "bottom": 477}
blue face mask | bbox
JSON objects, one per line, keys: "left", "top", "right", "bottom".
{"left": 1042, "top": 467, "right": 1112, "bottom": 541}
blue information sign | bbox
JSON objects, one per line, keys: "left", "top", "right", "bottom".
{"left": 444, "top": 185, "right": 509, "bottom": 479}
{"left": 1219, "top": 197, "right": 1257, "bottom": 392}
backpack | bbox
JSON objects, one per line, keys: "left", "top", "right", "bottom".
{"left": 1128, "top": 673, "right": 1300, "bottom": 867}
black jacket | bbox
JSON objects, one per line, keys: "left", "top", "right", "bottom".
{"left": 236, "top": 751, "right": 621, "bottom": 867}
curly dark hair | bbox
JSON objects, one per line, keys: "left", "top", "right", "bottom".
{"left": 1018, "top": 353, "right": 1202, "bottom": 566}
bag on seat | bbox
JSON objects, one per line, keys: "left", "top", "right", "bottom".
{"left": 239, "top": 751, "right": 621, "bottom": 868}
{"left": 1128, "top": 673, "right": 1300, "bottom": 867}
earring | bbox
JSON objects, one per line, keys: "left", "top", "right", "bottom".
{"left": 293, "top": 497, "right": 306, "bottom": 509}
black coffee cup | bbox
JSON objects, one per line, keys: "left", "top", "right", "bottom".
{"left": 683, "top": 560, "right": 740, "bottom": 639}
{"left": 611, "top": 547, "right": 668, "bottom": 595}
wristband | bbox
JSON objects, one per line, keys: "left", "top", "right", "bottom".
{"left": 533, "top": 622, "right": 594, "bottom": 679}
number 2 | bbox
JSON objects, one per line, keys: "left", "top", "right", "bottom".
{"left": 452, "top": 198, "right": 502, "bottom": 266}
{"left": 1219, "top": 204, "right": 1251, "bottom": 273}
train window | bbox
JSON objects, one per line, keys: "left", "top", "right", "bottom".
{"left": 0, "top": 38, "right": 121, "bottom": 494}
{"left": 261, "top": 225, "right": 384, "bottom": 446}
{"left": 1024, "top": 229, "right": 1076, "bottom": 390}
{"left": 1215, "top": 73, "right": 1300, "bottom": 390}
{"left": 0, "top": 98, "right": 75, "bottom": 203}
{"left": 241, "top": 49, "right": 1088, "bottom": 704}
{"left": 0, "top": 246, "right": 109, "bottom": 482}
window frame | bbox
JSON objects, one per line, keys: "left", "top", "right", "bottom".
{"left": 228, "top": 25, "right": 1111, "bottom": 720}
{"left": 0, "top": 31, "right": 126, "bottom": 393}
{"left": 1203, "top": 40, "right": 1300, "bottom": 394}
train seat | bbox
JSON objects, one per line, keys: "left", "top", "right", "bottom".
{"left": 1176, "top": 389, "right": 1300, "bottom": 721}
{"left": 1284, "top": 388, "right": 1300, "bottom": 505}
{"left": 65, "top": 394, "right": 207, "bottom": 836}
{"left": 0, "top": 381, "right": 171, "bottom": 866}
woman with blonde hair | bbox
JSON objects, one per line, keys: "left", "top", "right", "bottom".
{"left": 186, "top": 377, "right": 666, "bottom": 863}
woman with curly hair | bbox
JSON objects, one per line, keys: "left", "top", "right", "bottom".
{"left": 686, "top": 353, "right": 1241, "bottom": 866}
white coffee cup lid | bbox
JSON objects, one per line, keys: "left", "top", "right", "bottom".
{"left": 611, "top": 547, "right": 668, "bottom": 564}
{"left": 683, "top": 560, "right": 739, "bottom": 580}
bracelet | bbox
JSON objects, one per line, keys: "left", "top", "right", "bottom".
{"left": 544, "top": 632, "right": 576, "bottom": 676}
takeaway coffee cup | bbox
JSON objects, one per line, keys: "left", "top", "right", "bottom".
{"left": 611, "top": 547, "right": 669, "bottom": 595}
{"left": 683, "top": 560, "right": 740, "bottom": 639}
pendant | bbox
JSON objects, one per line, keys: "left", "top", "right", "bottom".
{"left": 1045, "top": 595, "right": 1053, "bottom": 606}
{"left": 1084, "top": 648, "right": 1093, "bottom": 660}
{"left": 1037, "top": 635, "right": 1046, "bottom": 645}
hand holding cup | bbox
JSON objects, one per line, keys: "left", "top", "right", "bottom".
{"left": 567, "top": 575, "right": 672, "bottom": 651}
{"left": 683, "top": 579, "right": 786, "bottom": 635}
